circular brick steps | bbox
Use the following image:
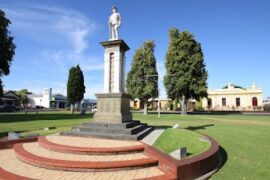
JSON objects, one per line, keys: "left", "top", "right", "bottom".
{"left": 0, "top": 135, "right": 176, "bottom": 179}
{"left": 0, "top": 133, "right": 220, "bottom": 179}
{"left": 0, "top": 167, "right": 32, "bottom": 180}
{"left": 38, "top": 136, "right": 145, "bottom": 154}
{"left": 14, "top": 141, "right": 159, "bottom": 171}
{"left": 0, "top": 148, "right": 166, "bottom": 180}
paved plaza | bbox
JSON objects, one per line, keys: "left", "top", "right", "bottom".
{"left": 0, "top": 135, "right": 168, "bottom": 179}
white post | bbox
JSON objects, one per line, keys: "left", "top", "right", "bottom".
{"left": 158, "top": 96, "right": 160, "bottom": 118}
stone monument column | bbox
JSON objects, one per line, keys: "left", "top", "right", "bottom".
{"left": 93, "top": 40, "right": 132, "bottom": 123}
{"left": 102, "top": 40, "right": 128, "bottom": 93}
{"left": 61, "top": 6, "right": 153, "bottom": 140}
{"left": 93, "top": 6, "right": 132, "bottom": 123}
{"left": 94, "top": 39, "right": 132, "bottom": 123}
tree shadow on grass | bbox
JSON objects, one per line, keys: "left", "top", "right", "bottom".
{"left": 185, "top": 124, "right": 215, "bottom": 131}
{"left": 152, "top": 125, "right": 172, "bottom": 129}
{"left": 0, "top": 113, "right": 94, "bottom": 123}
{"left": 150, "top": 124, "right": 215, "bottom": 131}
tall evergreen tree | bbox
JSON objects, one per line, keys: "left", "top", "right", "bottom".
{"left": 164, "top": 28, "right": 208, "bottom": 115}
{"left": 67, "top": 65, "right": 85, "bottom": 113}
{"left": 0, "top": 9, "right": 16, "bottom": 96}
{"left": 126, "top": 41, "right": 158, "bottom": 115}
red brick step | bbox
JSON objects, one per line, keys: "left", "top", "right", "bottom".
{"left": 0, "top": 167, "right": 33, "bottom": 180}
{"left": 38, "top": 136, "right": 145, "bottom": 154}
{"left": 14, "top": 143, "right": 158, "bottom": 172}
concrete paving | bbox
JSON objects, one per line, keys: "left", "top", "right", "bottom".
{"left": 141, "top": 129, "right": 165, "bottom": 145}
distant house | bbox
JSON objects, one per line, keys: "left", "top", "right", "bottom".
{"left": 81, "top": 99, "right": 97, "bottom": 109}
{"left": 27, "top": 88, "right": 96, "bottom": 109}
{"left": 50, "top": 94, "right": 68, "bottom": 109}
{"left": 28, "top": 88, "right": 52, "bottom": 108}
{"left": 130, "top": 98, "right": 196, "bottom": 111}
{"left": 0, "top": 91, "right": 21, "bottom": 107}
{"left": 28, "top": 88, "right": 68, "bottom": 109}
{"left": 263, "top": 97, "right": 270, "bottom": 105}
{"left": 130, "top": 82, "right": 264, "bottom": 112}
{"left": 202, "top": 83, "right": 263, "bottom": 111}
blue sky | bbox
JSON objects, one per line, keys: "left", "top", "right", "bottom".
{"left": 1, "top": 0, "right": 270, "bottom": 99}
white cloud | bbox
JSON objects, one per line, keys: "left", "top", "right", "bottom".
{"left": 4, "top": 4, "right": 96, "bottom": 54}
{"left": 39, "top": 50, "right": 103, "bottom": 73}
{"left": 2, "top": 3, "right": 104, "bottom": 98}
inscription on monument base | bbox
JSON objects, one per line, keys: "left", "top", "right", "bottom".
{"left": 93, "top": 93, "right": 132, "bottom": 123}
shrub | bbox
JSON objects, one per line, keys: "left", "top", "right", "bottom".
{"left": 130, "top": 107, "right": 139, "bottom": 110}
{"left": 263, "top": 104, "right": 270, "bottom": 112}
{"left": 195, "top": 99, "right": 204, "bottom": 111}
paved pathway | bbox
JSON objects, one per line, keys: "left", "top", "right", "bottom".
{"left": 141, "top": 129, "right": 165, "bottom": 145}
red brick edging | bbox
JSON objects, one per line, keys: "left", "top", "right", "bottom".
{"left": 38, "top": 136, "right": 145, "bottom": 154}
{"left": 14, "top": 143, "right": 158, "bottom": 171}
{"left": 144, "top": 133, "right": 220, "bottom": 180}
{"left": 0, "top": 167, "right": 34, "bottom": 180}
{"left": 135, "top": 174, "right": 175, "bottom": 180}
{"left": 0, "top": 137, "right": 38, "bottom": 149}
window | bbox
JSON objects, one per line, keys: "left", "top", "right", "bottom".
{"left": 236, "top": 98, "right": 241, "bottom": 107}
{"left": 252, "top": 97, "right": 258, "bottom": 107}
{"left": 207, "top": 98, "right": 212, "bottom": 109}
{"left": 222, "top": 98, "right": 226, "bottom": 107}
{"left": 134, "top": 101, "right": 137, "bottom": 107}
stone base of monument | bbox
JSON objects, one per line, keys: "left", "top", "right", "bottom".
{"left": 60, "top": 120, "right": 154, "bottom": 140}
{"left": 93, "top": 93, "right": 132, "bottom": 123}
{"left": 61, "top": 93, "right": 154, "bottom": 140}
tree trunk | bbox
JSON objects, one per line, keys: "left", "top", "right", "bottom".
{"left": 143, "top": 100, "right": 148, "bottom": 115}
{"left": 181, "top": 95, "right": 187, "bottom": 116}
{"left": 70, "top": 104, "right": 74, "bottom": 114}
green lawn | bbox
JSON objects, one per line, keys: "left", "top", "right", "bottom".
{"left": 0, "top": 112, "right": 269, "bottom": 179}
{"left": 0, "top": 111, "right": 92, "bottom": 137}
{"left": 153, "top": 128, "right": 209, "bottom": 156}
{"left": 133, "top": 113, "right": 270, "bottom": 180}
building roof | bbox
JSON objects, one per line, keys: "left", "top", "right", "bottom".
{"left": 208, "top": 83, "right": 262, "bottom": 95}
{"left": 1, "top": 91, "right": 21, "bottom": 101}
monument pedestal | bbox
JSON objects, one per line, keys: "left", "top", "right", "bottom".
{"left": 93, "top": 93, "right": 132, "bottom": 123}
{"left": 61, "top": 39, "right": 153, "bottom": 140}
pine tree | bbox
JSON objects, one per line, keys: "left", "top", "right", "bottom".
{"left": 126, "top": 41, "right": 158, "bottom": 115}
{"left": 67, "top": 65, "right": 85, "bottom": 113}
{"left": 164, "top": 28, "right": 208, "bottom": 115}
{"left": 0, "top": 9, "right": 16, "bottom": 96}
